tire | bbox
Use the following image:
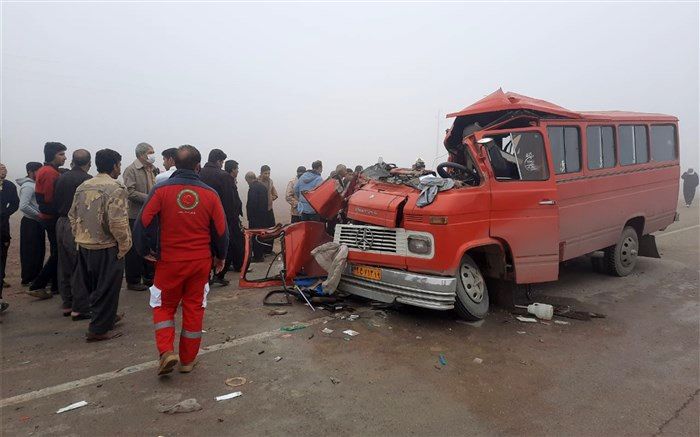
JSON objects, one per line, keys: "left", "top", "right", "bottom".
{"left": 604, "top": 226, "right": 639, "bottom": 277}
{"left": 454, "top": 255, "right": 489, "bottom": 320}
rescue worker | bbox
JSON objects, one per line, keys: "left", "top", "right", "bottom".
{"left": 245, "top": 171, "right": 269, "bottom": 262}
{"left": 0, "top": 163, "right": 19, "bottom": 312}
{"left": 285, "top": 166, "right": 305, "bottom": 223}
{"left": 69, "top": 149, "right": 132, "bottom": 342}
{"left": 198, "top": 149, "right": 237, "bottom": 286}
{"left": 54, "top": 150, "right": 92, "bottom": 319}
{"left": 155, "top": 147, "right": 178, "bottom": 184}
{"left": 133, "top": 145, "right": 228, "bottom": 376}
{"left": 123, "top": 142, "right": 156, "bottom": 291}
{"left": 295, "top": 160, "right": 324, "bottom": 222}
{"left": 29, "top": 142, "right": 68, "bottom": 299}
{"left": 17, "top": 162, "right": 45, "bottom": 286}
{"left": 225, "top": 160, "right": 245, "bottom": 272}
{"left": 681, "top": 168, "right": 699, "bottom": 207}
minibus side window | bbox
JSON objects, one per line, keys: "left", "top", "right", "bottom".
{"left": 619, "top": 125, "right": 649, "bottom": 165}
{"left": 650, "top": 125, "right": 678, "bottom": 162}
{"left": 587, "top": 126, "right": 616, "bottom": 169}
{"left": 487, "top": 132, "right": 549, "bottom": 181}
{"left": 547, "top": 126, "right": 581, "bottom": 174}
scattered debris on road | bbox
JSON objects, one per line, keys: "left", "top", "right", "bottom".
{"left": 439, "top": 355, "right": 447, "bottom": 366}
{"left": 322, "top": 328, "right": 334, "bottom": 334}
{"left": 159, "top": 399, "right": 202, "bottom": 414}
{"left": 268, "top": 309, "right": 288, "bottom": 316}
{"left": 274, "top": 356, "right": 283, "bottom": 362}
{"left": 515, "top": 303, "right": 554, "bottom": 320}
{"left": 516, "top": 316, "right": 538, "bottom": 323}
{"left": 342, "top": 329, "right": 359, "bottom": 337}
{"left": 56, "top": 401, "right": 88, "bottom": 414}
{"left": 280, "top": 323, "right": 308, "bottom": 332}
{"left": 516, "top": 331, "right": 526, "bottom": 335}
{"left": 215, "top": 392, "right": 242, "bottom": 402}
{"left": 330, "top": 376, "right": 341, "bottom": 385}
{"left": 554, "top": 320, "right": 571, "bottom": 325}
{"left": 473, "top": 358, "right": 483, "bottom": 364}
{"left": 225, "top": 377, "right": 247, "bottom": 387}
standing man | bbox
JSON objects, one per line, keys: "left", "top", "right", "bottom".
{"left": 295, "top": 160, "right": 324, "bottom": 222}
{"left": 258, "top": 165, "right": 278, "bottom": 231}
{"left": 123, "top": 142, "right": 156, "bottom": 291}
{"left": 333, "top": 164, "right": 348, "bottom": 190}
{"left": 155, "top": 147, "right": 178, "bottom": 184}
{"left": 198, "top": 149, "right": 236, "bottom": 286}
{"left": 286, "top": 166, "right": 305, "bottom": 223}
{"left": 245, "top": 171, "right": 269, "bottom": 262}
{"left": 225, "top": 160, "right": 245, "bottom": 272}
{"left": 133, "top": 145, "right": 228, "bottom": 376}
{"left": 0, "top": 163, "right": 19, "bottom": 311}
{"left": 54, "top": 150, "right": 92, "bottom": 319}
{"left": 681, "top": 168, "right": 699, "bottom": 207}
{"left": 69, "top": 149, "right": 131, "bottom": 342}
{"left": 29, "top": 142, "right": 68, "bottom": 299}
{"left": 17, "top": 162, "right": 45, "bottom": 286}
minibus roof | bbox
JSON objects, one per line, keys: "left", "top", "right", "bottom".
{"left": 447, "top": 89, "right": 677, "bottom": 122}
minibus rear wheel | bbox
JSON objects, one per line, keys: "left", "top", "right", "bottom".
{"left": 455, "top": 255, "right": 489, "bottom": 320}
{"left": 604, "top": 226, "right": 639, "bottom": 277}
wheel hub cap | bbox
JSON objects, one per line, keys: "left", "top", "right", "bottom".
{"left": 620, "top": 236, "right": 638, "bottom": 267}
{"left": 460, "top": 264, "right": 485, "bottom": 303}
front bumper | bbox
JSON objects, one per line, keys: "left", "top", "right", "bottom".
{"left": 337, "top": 265, "right": 457, "bottom": 311}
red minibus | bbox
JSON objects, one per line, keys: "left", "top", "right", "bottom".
{"left": 241, "top": 89, "right": 680, "bottom": 320}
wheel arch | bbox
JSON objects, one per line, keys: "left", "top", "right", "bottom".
{"left": 457, "top": 238, "right": 514, "bottom": 280}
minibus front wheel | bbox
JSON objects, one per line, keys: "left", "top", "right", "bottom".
{"left": 455, "top": 255, "right": 489, "bottom": 320}
{"left": 604, "top": 226, "right": 639, "bottom": 277}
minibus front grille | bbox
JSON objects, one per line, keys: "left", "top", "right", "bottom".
{"left": 335, "top": 224, "right": 406, "bottom": 254}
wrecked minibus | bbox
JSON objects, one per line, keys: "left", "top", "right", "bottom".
{"left": 240, "top": 89, "right": 680, "bottom": 320}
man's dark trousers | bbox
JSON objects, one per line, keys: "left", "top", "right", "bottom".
{"left": 56, "top": 217, "right": 89, "bottom": 313}
{"left": 76, "top": 246, "right": 123, "bottom": 335}
{"left": 125, "top": 219, "right": 153, "bottom": 285}
{"left": 20, "top": 217, "right": 45, "bottom": 285}
{"left": 30, "top": 217, "right": 58, "bottom": 292}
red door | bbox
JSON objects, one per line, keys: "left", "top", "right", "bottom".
{"left": 480, "top": 127, "right": 560, "bottom": 283}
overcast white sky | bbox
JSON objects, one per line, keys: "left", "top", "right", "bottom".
{"left": 1, "top": 2, "right": 698, "bottom": 185}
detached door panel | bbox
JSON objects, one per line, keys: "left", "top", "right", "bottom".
{"left": 484, "top": 128, "right": 560, "bottom": 283}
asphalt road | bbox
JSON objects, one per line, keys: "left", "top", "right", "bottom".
{"left": 1, "top": 202, "right": 698, "bottom": 436}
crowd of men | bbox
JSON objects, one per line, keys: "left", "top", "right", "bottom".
{"left": 0, "top": 141, "right": 361, "bottom": 375}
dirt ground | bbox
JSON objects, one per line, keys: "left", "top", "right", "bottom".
{"left": 1, "top": 201, "right": 698, "bottom": 436}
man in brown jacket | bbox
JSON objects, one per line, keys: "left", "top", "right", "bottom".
{"left": 122, "top": 142, "right": 156, "bottom": 291}
{"left": 70, "top": 149, "right": 132, "bottom": 342}
{"left": 285, "top": 166, "right": 305, "bottom": 223}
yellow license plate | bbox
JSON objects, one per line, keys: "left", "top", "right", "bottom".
{"left": 352, "top": 265, "right": 382, "bottom": 281}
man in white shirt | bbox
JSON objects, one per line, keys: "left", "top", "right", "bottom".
{"left": 155, "top": 148, "right": 178, "bottom": 184}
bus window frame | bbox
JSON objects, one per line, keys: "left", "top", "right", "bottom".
{"left": 618, "top": 123, "right": 650, "bottom": 167}
{"left": 649, "top": 123, "right": 680, "bottom": 163}
{"left": 585, "top": 124, "right": 618, "bottom": 171}
{"left": 478, "top": 126, "right": 552, "bottom": 183}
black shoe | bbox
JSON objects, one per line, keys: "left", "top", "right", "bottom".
{"left": 27, "top": 289, "right": 53, "bottom": 300}
{"left": 143, "top": 280, "right": 154, "bottom": 287}
{"left": 209, "top": 277, "right": 230, "bottom": 287}
{"left": 72, "top": 313, "right": 92, "bottom": 321}
{"left": 0, "top": 302, "right": 9, "bottom": 313}
{"left": 127, "top": 283, "right": 148, "bottom": 291}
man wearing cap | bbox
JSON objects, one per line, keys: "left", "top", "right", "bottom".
{"left": 28, "top": 142, "right": 68, "bottom": 299}
{"left": 123, "top": 142, "right": 156, "bottom": 291}
{"left": 286, "top": 166, "right": 306, "bottom": 224}
{"left": 225, "top": 160, "right": 245, "bottom": 272}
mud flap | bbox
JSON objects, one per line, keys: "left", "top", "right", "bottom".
{"left": 638, "top": 234, "right": 661, "bottom": 258}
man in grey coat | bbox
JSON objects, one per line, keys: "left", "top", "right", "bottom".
{"left": 122, "top": 142, "right": 156, "bottom": 291}
{"left": 16, "top": 162, "right": 45, "bottom": 286}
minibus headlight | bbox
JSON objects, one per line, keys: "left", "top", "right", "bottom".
{"left": 407, "top": 235, "right": 432, "bottom": 255}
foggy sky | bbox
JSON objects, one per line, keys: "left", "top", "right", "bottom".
{"left": 2, "top": 2, "right": 698, "bottom": 185}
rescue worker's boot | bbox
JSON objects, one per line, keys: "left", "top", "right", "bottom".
{"left": 179, "top": 360, "right": 197, "bottom": 373}
{"left": 158, "top": 351, "right": 178, "bottom": 376}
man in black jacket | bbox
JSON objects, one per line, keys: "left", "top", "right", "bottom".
{"left": 225, "top": 160, "right": 245, "bottom": 272}
{"left": 54, "top": 150, "right": 92, "bottom": 319}
{"left": 245, "top": 171, "right": 269, "bottom": 262}
{"left": 198, "top": 149, "right": 236, "bottom": 286}
{"left": 0, "top": 163, "right": 19, "bottom": 311}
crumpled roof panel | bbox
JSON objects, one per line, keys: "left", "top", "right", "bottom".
{"left": 447, "top": 88, "right": 677, "bottom": 122}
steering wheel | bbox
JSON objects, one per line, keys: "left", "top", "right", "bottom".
{"left": 437, "top": 162, "right": 469, "bottom": 179}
